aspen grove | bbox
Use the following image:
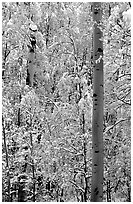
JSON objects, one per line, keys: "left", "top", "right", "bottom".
{"left": 2, "top": 2, "right": 131, "bottom": 202}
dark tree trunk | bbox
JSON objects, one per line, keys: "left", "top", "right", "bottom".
{"left": 26, "top": 30, "right": 36, "bottom": 87}
{"left": 107, "top": 180, "right": 111, "bottom": 202}
{"left": 18, "top": 184, "right": 25, "bottom": 202}
{"left": 18, "top": 93, "right": 21, "bottom": 126}
{"left": 2, "top": 116, "right": 11, "bottom": 202}
{"left": 126, "top": 179, "right": 131, "bottom": 202}
{"left": 82, "top": 113, "right": 88, "bottom": 202}
{"left": 108, "top": 4, "right": 111, "bottom": 17}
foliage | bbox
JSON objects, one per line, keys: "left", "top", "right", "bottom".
{"left": 2, "top": 2, "right": 131, "bottom": 202}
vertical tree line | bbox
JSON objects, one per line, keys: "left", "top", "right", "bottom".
{"left": 91, "top": 2, "right": 104, "bottom": 202}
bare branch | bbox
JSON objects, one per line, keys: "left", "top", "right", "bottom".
{"left": 118, "top": 73, "right": 131, "bottom": 80}
{"left": 69, "top": 180, "right": 85, "bottom": 193}
{"left": 117, "top": 95, "right": 131, "bottom": 106}
{"left": 104, "top": 117, "right": 130, "bottom": 135}
{"left": 60, "top": 147, "right": 74, "bottom": 154}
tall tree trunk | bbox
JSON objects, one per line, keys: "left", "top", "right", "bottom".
{"left": 30, "top": 116, "right": 36, "bottom": 202}
{"left": 91, "top": 2, "right": 104, "bottom": 202}
{"left": 2, "top": 116, "right": 11, "bottom": 202}
{"left": 18, "top": 59, "right": 22, "bottom": 126}
{"left": 82, "top": 113, "right": 88, "bottom": 202}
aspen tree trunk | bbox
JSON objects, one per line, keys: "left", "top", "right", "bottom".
{"left": 91, "top": 2, "right": 104, "bottom": 202}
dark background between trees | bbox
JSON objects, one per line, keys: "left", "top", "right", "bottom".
{"left": 2, "top": 2, "right": 131, "bottom": 202}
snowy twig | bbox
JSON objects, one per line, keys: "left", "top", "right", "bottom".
{"left": 104, "top": 118, "right": 130, "bottom": 135}
{"left": 69, "top": 180, "right": 85, "bottom": 193}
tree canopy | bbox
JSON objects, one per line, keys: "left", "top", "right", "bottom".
{"left": 2, "top": 2, "right": 131, "bottom": 202}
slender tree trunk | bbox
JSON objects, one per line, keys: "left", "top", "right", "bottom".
{"left": 2, "top": 43, "right": 10, "bottom": 81}
{"left": 2, "top": 116, "right": 11, "bottom": 202}
{"left": 18, "top": 93, "right": 21, "bottom": 126}
{"left": 82, "top": 113, "right": 88, "bottom": 202}
{"left": 26, "top": 51, "right": 35, "bottom": 87}
{"left": 91, "top": 2, "right": 104, "bottom": 202}
{"left": 126, "top": 179, "right": 131, "bottom": 202}
{"left": 107, "top": 180, "right": 111, "bottom": 202}
{"left": 18, "top": 59, "right": 22, "bottom": 126}
{"left": 26, "top": 29, "right": 36, "bottom": 87}
{"left": 30, "top": 117, "right": 36, "bottom": 202}
{"left": 83, "top": 140, "right": 88, "bottom": 202}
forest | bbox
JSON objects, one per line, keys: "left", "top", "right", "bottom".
{"left": 2, "top": 2, "right": 131, "bottom": 202}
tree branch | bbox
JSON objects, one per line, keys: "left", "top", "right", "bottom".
{"left": 69, "top": 180, "right": 85, "bottom": 193}
{"left": 118, "top": 73, "right": 131, "bottom": 80}
{"left": 104, "top": 117, "right": 130, "bottom": 135}
{"left": 117, "top": 95, "right": 131, "bottom": 106}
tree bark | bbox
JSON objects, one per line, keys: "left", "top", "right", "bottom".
{"left": 26, "top": 29, "right": 36, "bottom": 87}
{"left": 107, "top": 180, "right": 111, "bottom": 202}
{"left": 91, "top": 2, "right": 104, "bottom": 202}
{"left": 18, "top": 184, "right": 25, "bottom": 202}
{"left": 18, "top": 93, "right": 21, "bottom": 126}
{"left": 31, "top": 134, "right": 36, "bottom": 202}
{"left": 126, "top": 179, "right": 131, "bottom": 202}
{"left": 30, "top": 116, "right": 36, "bottom": 202}
{"left": 82, "top": 113, "right": 88, "bottom": 202}
{"left": 26, "top": 51, "right": 35, "bottom": 87}
{"left": 2, "top": 116, "right": 11, "bottom": 202}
